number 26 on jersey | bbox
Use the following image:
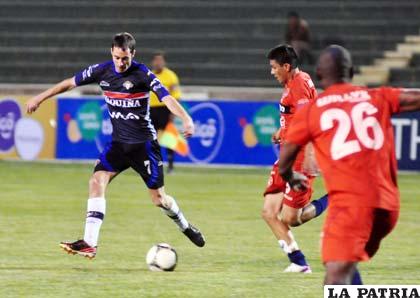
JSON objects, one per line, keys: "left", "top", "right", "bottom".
{"left": 321, "top": 102, "right": 385, "bottom": 160}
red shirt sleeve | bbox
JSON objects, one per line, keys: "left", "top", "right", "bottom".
{"left": 289, "top": 79, "right": 312, "bottom": 109}
{"left": 284, "top": 103, "right": 312, "bottom": 146}
{"left": 378, "top": 87, "right": 401, "bottom": 114}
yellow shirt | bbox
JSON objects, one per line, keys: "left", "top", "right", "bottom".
{"left": 150, "top": 67, "right": 181, "bottom": 107}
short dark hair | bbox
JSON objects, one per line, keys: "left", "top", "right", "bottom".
{"left": 324, "top": 45, "right": 354, "bottom": 80}
{"left": 112, "top": 32, "right": 136, "bottom": 53}
{"left": 152, "top": 51, "right": 166, "bottom": 59}
{"left": 267, "top": 44, "right": 299, "bottom": 68}
{"left": 287, "top": 11, "right": 299, "bottom": 18}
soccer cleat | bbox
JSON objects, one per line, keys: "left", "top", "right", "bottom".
{"left": 183, "top": 224, "right": 205, "bottom": 247}
{"left": 283, "top": 263, "right": 312, "bottom": 273}
{"left": 59, "top": 239, "right": 97, "bottom": 259}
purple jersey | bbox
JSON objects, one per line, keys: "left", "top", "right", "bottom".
{"left": 75, "top": 61, "right": 170, "bottom": 143}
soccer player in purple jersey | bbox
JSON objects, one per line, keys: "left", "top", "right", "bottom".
{"left": 26, "top": 32, "right": 205, "bottom": 259}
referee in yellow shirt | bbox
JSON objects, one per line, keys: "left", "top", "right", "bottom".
{"left": 150, "top": 51, "right": 182, "bottom": 173}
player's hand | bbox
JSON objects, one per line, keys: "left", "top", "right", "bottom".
{"left": 271, "top": 130, "right": 281, "bottom": 144}
{"left": 288, "top": 171, "right": 309, "bottom": 191}
{"left": 183, "top": 118, "right": 195, "bottom": 138}
{"left": 26, "top": 97, "right": 41, "bottom": 114}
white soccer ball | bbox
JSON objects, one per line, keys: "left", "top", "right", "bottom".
{"left": 146, "top": 243, "right": 178, "bottom": 271}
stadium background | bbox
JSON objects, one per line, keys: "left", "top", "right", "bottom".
{"left": 0, "top": 0, "right": 419, "bottom": 169}
{"left": 0, "top": 1, "right": 419, "bottom": 297}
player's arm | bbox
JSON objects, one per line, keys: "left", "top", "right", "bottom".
{"left": 302, "top": 142, "right": 319, "bottom": 176}
{"left": 26, "top": 77, "right": 76, "bottom": 114}
{"left": 278, "top": 142, "right": 301, "bottom": 177}
{"left": 278, "top": 142, "right": 309, "bottom": 191}
{"left": 278, "top": 103, "right": 313, "bottom": 190}
{"left": 399, "top": 89, "right": 420, "bottom": 112}
{"left": 143, "top": 66, "right": 194, "bottom": 137}
{"left": 169, "top": 72, "right": 181, "bottom": 100}
{"left": 146, "top": 66, "right": 194, "bottom": 137}
{"left": 162, "top": 95, "right": 194, "bottom": 137}
{"left": 166, "top": 73, "right": 182, "bottom": 122}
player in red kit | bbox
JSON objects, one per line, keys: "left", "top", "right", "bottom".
{"left": 261, "top": 45, "right": 328, "bottom": 273}
{"left": 278, "top": 45, "right": 420, "bottom": 284}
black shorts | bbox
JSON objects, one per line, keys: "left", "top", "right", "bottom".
{"left": 150, "top": 106, "right": 171, "bottom": 130}
{"left": 94, "top": 140, "right": 164, "bottom": 189}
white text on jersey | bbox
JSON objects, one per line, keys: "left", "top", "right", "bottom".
{"left": 317, "top": 90, "right": 371, "bottom": 107}
{"left": 108, "top": 111, "right": 140, "bottom": 120}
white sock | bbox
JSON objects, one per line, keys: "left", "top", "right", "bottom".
{"left": 278, "top": 231, "right": 300, "bottom": 254}
{"left": 160, "top": 195, "right": 189, "bottom": 231}
{"left": 83, "top": 197, "right": 106, "bottom": 247}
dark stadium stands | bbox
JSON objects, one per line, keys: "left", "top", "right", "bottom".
{"left": 390, "top": 53, "right": 420, "bottom": 88}
{"left": 0, "top": 0, "right": 420, "bottom": 87}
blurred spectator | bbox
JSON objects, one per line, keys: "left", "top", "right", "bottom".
{"left": 285, "top": 11, "right": 312, "bottom": 64}
{"left": 150, "top": 51, "right": 182, "bottom": 173}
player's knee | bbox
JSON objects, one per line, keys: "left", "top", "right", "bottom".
{"left": 160, "top": 195, "right": 175, "bottom": 209}
{"left": 324, "top": 262, "right": 354, "bottom": 285}
{"left": 149, "top": 188, "right": 168, "bottom": 207}
{"left": 261, "top": 206, "right": 277, "bottom": 222}
{"left": 282, "top": 207, "right": 303, "bottom": 227}
{"left": 150, "top": 193, "right": 162, "bottom": 206}
{"left": 325, "top": 271, "right": 348, "bottom": 285}
{"left": 281, "top": 212, "right": 298, "bottom": 226}
{"left": 89, "top": 175, "right": 104, "bottom": 191}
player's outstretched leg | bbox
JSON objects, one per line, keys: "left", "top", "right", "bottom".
{"left": 181, "top": 224, "right": 205, "bottom": 247}
{"left": 279, "top": 231, "right": 312, "bottom": 273}
{"left": 282, "top": 194, "right": 328, "bottom": 227}
{"left": 151, "top": 188, "right": 205, "bottom": 247}
{"left": 60, "top": 196, "right": 105, "bottom": 259}
{"left": 324, "top": 261, "right": 358, "bottom": 285}
{"left": 60, "top": 171, "right": 115, "bottom": 259}
{"left": 301, "top": 193, "right": 328, "bottom": 224}
{"left": 60, "top": 239, "right": 97, "bottom": 259}
{"left": 262, "top": 193, "right": 311, "bottom": 273}
{"left": 161, "top": 196, "right": 205, "bottom": 247}
{"left": 351, "top": 268, "right": 363, "bottom": 285}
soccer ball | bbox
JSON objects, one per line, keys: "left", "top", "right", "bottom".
{"left": 146, "top": 243, "right": 178, "bottom": 271}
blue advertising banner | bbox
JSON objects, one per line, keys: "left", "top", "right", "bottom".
{"left": 56, "top": 97, "right": 112, "bottom": 159}
{"left": 56, "top": 97, "right": 420, "bottom": 170}
{"left": 391, "top": 112, "right": 420, "bottom": 171}
{"left": 173, "top": 101, "right": 280, "bottom": 165}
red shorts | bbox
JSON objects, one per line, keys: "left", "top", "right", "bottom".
{"left": 263, "top": 160, "right": 314, "bottom": 209}
{"left": 322, "top": 206, "right": 399, "bottom": 262}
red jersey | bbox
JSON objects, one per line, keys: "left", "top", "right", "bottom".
{"left": 285, "top": 83, "right": 401, "bottom": 210}
{"left": 279, "top": 70, "right": 317, "bottom": 172}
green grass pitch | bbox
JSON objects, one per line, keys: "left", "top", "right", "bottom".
{"left": 0, "top": 161, "right": 419, "bottom": 297}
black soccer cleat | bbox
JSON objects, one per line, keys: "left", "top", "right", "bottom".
{"left": 59, "top": 239, "right": 97, "bottom": 259}
{"left": 183, "top": 224, "right": 205, "bottom": 247}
